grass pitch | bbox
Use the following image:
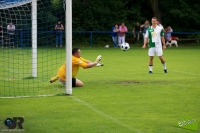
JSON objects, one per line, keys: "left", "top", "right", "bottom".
{"left": 0, "top": 45, "right": 200, "bottom": 133}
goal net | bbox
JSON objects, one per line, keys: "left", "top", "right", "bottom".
{"left": 0, "top": 0, "right": 66, "bottom": 98}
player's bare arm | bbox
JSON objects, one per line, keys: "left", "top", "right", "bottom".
{"left": 86, "top": 62, "right": 97, "bottom": 68}
{"left": 86, "top": 55, "right": 102, "bottom": 68}
{"left": 161, "top": 36, "right": 166, "bottom": 49}
{"left": 142, "top": 38, "right": 148, "bottom": 48}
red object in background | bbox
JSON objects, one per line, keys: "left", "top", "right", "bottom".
{"left": 171, "top": 36, "right": 178, "bottom": 40}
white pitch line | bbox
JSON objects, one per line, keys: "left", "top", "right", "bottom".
{"left": 172, "top": 70, "right": 200, "bottom": 76}
{"left": 72, "top": 96, "right": 142, "bottom": 133}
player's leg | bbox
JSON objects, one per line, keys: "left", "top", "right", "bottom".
{"left": 158, "top": 56, "right": 167, "bottom": 73}
{"left": 156, "top": 48, "right": 168, "bottom": 73}
{"left": 149, "top": 56, "right": 154, "bottom": 73}
{"left": 73, "top": 78, "right": 83, "bottom": 87}
{"left": 148, "top": 48, "right": 155, "bottom": 74}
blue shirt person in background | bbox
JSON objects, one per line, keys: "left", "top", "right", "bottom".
{"left": 164, "top": 26, "right": 173, "bottom": 42}
{"left": 111, "top": 24, "right": 119, "bottom": 47}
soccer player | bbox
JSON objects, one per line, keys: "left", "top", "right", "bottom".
{"left": 142, "top": 17, "right": 167, "bottom": 74}
{"left": 50, "top": 48, "right": 103, "bottom": 87}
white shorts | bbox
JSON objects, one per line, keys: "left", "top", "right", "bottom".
{"left": 148, "top": 47, "right": 163, "bottom": 56}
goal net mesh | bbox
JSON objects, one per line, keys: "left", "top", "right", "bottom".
{"left": 0, "top": 0, "right": 66, "bottom": 98}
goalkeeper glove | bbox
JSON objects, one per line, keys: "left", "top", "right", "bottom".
{"left": 95, "top": 55, "right": 102, "bottom": 63}
{"left": 96, "top": 62, "right": 104, "bottom": 67}
{"left": 50, "top": 76, "right": 59, "bottom": 83}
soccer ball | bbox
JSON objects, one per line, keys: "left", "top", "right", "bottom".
{"left": 105, "top": 45, "right": 109, "bottom": 48}
{"left": 120, "top": 43, "right": 130, "bottom": 51}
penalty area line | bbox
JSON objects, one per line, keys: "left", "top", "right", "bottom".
{"left": 72, "top": 96, "right": 142, "bottom": 133}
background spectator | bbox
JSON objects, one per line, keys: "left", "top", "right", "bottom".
{"left": 7, "top": 22, "right": 15, "bottom": 47}
{"left": 133, "top": 22, "right": 141, "bottom": 41}
{"left": 164, "top": 26, "right": 173, "bottom": 42}
{"left": 55, "top": 21, "right": 64, "bottom": 48}
{"left": 140, "top": 20, "right": 150, "bottom": 43}
{"left": 156, "top": 20, "right": 164, "bottom": 29}
{"left": 118, "top": 22, "right": 128, "bottom": 47}
{"left": 111, "top": 24, "right": 119, "bottom": 47}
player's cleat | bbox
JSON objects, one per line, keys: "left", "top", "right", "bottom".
{"left": 149, "top": 71, "right": 153, "bottom": 74}
{"left": 50, "top": 76, "right": 59, "bottom": 83}
{"left": 164, "top": 69, "right": 168, "bottom": 73}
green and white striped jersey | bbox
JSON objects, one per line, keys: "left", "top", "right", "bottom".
{"left": 145, "top": 26, "right": 164, "bottom": 48}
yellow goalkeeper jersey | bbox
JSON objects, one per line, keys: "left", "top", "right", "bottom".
{"left": 58, "top": 56, "right": 88, "bottom": 81}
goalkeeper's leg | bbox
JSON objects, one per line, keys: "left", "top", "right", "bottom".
{"left": 58, "top": 78, "right": 83, "bottom": 87}
{"left": 50, "top": 75, "right": 59, "bottom": 83}
{"left": 75, "top": 78, "right": 83, "bottom": 87}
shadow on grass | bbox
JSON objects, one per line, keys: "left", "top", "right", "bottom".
{"left": 23, "top": 76, "right": 36, "bottom": 80}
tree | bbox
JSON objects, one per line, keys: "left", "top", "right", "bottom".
{"left": 150, "top": 0, "right": 163, "bottom": 22}
{"left": 161, "top": 0, "right": 200, "bottom": 31}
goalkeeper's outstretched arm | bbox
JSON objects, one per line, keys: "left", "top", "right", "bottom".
{"left": 87, "top": 62, "right": 98, "bottom": 68}
{"left": 85, "top": 55, "right": 102, "bottom": 68}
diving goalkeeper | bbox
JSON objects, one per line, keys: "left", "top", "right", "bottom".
{"left": 50, "top": 48, "right": 103, "bottom": 87}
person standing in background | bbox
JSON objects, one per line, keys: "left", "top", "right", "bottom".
{"left": 55, "top": 21, "right": 64, "bottom": 48}
{"left": 133, "top": 22, "right": 141, "bottom": 41}
{"left": 7, "top": 22, "right": 15, "bottom": 47}
{"left": 164, "top": 26, "right": 173, "bottom": 42}
{"left": 118, "top": 22, "right": 128, "bottom": 47}
{"left": 156, "top": 20, "right": 164, "bottom": 29}
{"left": 111, "top": 24, "right": 119, "bottom": 47}
{"left": 140, "top": 20, "right": 150, "bottom": 43}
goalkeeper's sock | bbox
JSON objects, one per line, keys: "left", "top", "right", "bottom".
{"left": 149, "top": 65, "right": 153, "bottom": 72}
{"left": 50, "top": 76, "right": 59, "bottom": 83}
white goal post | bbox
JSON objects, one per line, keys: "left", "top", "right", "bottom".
{"left": 66, "top": 0, "right": 72, "bottom": 95}
{"left": 32, "top": 0, "right": 37, "bottom": 78}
